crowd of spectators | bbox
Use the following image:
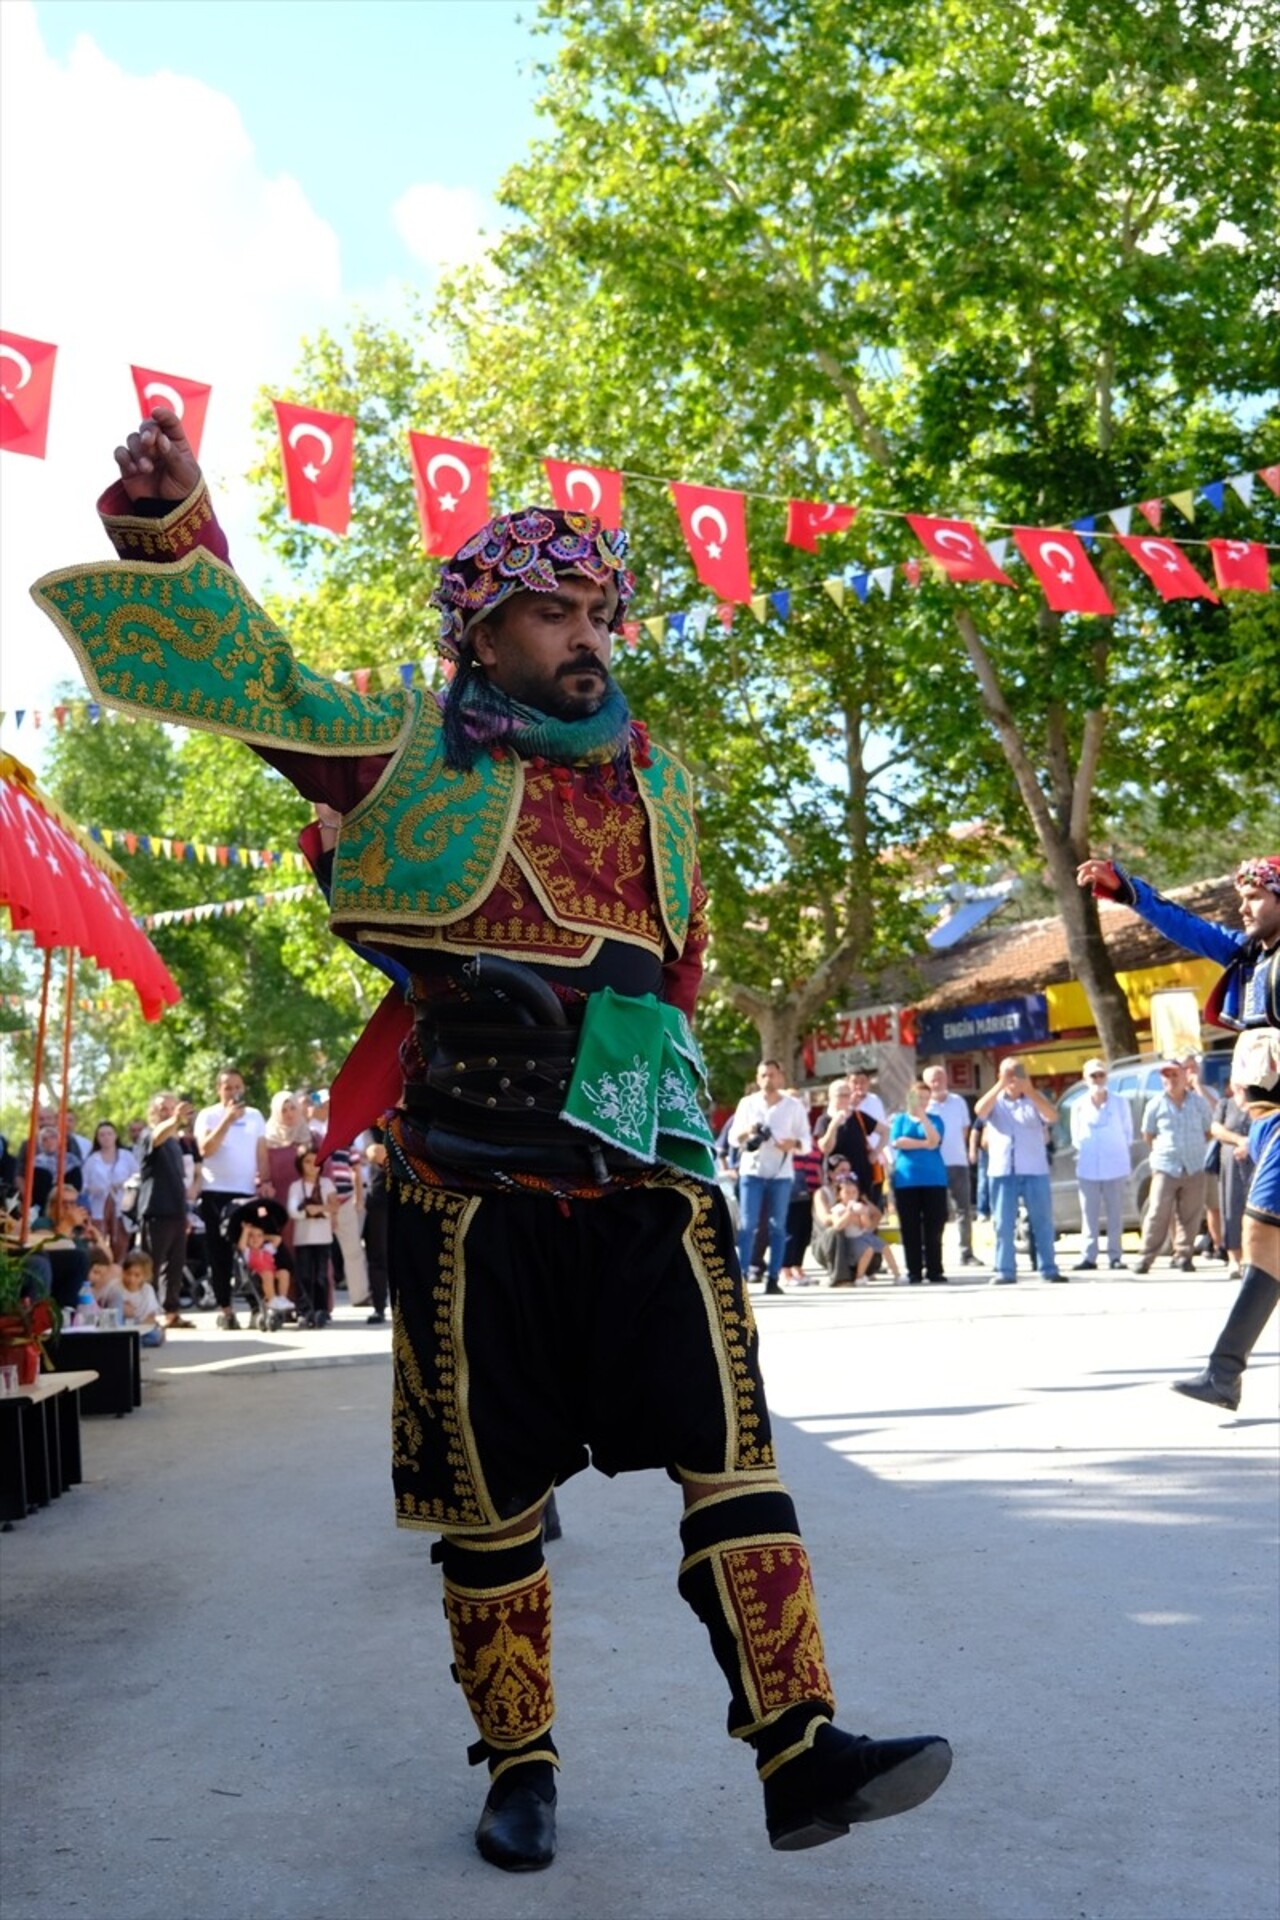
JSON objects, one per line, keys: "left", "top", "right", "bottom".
{"left": 1, "top": 1071, "right": 390, "bottom": 1335}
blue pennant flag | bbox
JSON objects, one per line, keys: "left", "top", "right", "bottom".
{"left": 228, "top": 846, "right": 240, "bottom": 867}
{"left": 87, "top": 703, "right": 100, "bottom": 722}
{"left": 668, "top": 611, "right": 688, "bottom": 639}
{"left": 139, "top": 834, "right": 152, "bottom": 854}
{"left": 89, "top": 825, "right": 104, "bottom": 843}
{"left": 850, "top": 572, "right": 871, "bottom": 603}
{"left": 398, "top": 663, "right": 415, "bottom": 688}
{"left": 1071, "top": 517, "right": 1097, "bottom": 551}
{"left": 184, "top": 844, "right": 196, "bottom": 861}
{"left": 14, "top": 710, "right": 24, "bottom": 729}
{"left": 770, "top": 590, "right": 791, "bottom": 621}
{"left": 1199, "top": 481, "right": 1226, "bottom": 513}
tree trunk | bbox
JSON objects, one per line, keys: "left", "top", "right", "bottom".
{"left": 1050, "top": 845, "right": 1139, "bottom": 1058}
{"left": 952, "top": 608, "right": 1139, "bottom": 1058}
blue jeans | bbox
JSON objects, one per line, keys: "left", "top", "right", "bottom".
{"left": 990, "top": 1173, "right": 1059, "bottom": 1279}
{"left": 737, "top": 1176, "right": 791, "bottom": 1283}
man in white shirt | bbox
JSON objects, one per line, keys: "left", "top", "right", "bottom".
{"left": 845, "top": 1069, "right": 888, "bottom": 1151}
{"left": 730, "top": 1061, "right": 813, "bottom": 1294}
{"left": 195, "top": 1066, "right": 267, "bottom": 1329}
{"left": 923, "top": 1065, "right": 978, "bottom": 1267}
{"left": 1069, "top": 1059, "right": 1134, "bottom": 1270}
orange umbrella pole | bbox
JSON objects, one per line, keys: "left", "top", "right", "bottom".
{"left": 19, "top": 947, "right": 54, "bottom": 1242}
{"left": 53, "top": 951, "right": 76, "bottom": 1207}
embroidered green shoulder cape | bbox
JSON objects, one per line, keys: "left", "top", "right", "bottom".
{"left": 31, "top": 550, "right": 698, "bottom": 951}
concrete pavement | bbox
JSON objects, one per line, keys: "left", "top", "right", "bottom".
{"left": 1, "top": 1265, "right": 1276, "bottom": 1920}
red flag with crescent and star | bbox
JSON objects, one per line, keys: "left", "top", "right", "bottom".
{"left": 785, "top": 499, "right": 856, "bottom": 553}
{"left": 131, "top": 366, "right": 213, "bottom": 460}
{"left": 409, "top": 432, "right": 492, "bottom": 556}
{"left": 1205, "top": 539, "right": 1271, "bottom": 594}
{"left": 273, "top": 400, "right": 355, "bottom": 534}
{"left": 1115, "top": 535, "right": 1219, "bottom": 602}
{"left": 904, "top": 514, "right": 1015, "bottom": 585}
{"left": 670, "top": 481, "right": 752, "bottom": 602}
{"left": 1012, "top": 527, "right": 1115, "bottom": 615}
{"left": 543, "top": 458, "right": 623, "bottom": 525}
{"left": 0, "top": 329, "right": 58, "bottom": 459}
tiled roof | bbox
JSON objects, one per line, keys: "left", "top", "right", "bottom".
{"left": 855, "top": 874, "right": 1240, "bottom": 1013}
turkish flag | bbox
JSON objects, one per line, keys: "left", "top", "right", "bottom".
{"left": 670, "top": 482, "right": 752, "bottom": 602}
{"left": 1115, "top": 534, "right": 1219, "bottom": 602}
{"left": 273, "top": 401, "right": 355, "bottom": 534}
{"left": 543, "top": 458, "right": 623, "bottom": 525}
{"left": 1012, "top": 527, "right": 1115, "bottom": 615}
{"left": 0, "top": 330, "right": 57, "bottom": 458}
{"left": 904, "top": 514, "right": 1015, "bottom": 585}
{"left": 785, "top": 499, "right": 856, "bottom": 553}
{"left": 409, "top": 432, "right": 492, "bottom": 556}
{"left": 1206, "top": 539, "right": 1271, "bottom": 593}
{"left": 131, "top": 365, "right": 213, "bottom": 459}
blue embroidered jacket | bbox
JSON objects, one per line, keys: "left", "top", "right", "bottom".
{"left": 1111, "top": 863, "right": 1280, "bottom": 1030}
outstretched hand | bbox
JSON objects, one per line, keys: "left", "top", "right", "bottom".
{"left": 1076, "top": 857, "right": 1120, "bottom": 896}
{"left": 113, "top": 407, "right": 202, "bottom": 504}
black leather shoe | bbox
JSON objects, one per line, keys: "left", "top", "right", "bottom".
{"left": 1072, "top": 1259, "right": 1096, "bottom": 1271}
{"left": 1172, "top": 1367, "right": 1241, "bottom": 1411}
{"left": 765, "top": 1726, "right": 952, "bottom": 1850}
{"left": 475, "top": 1786, "right": 557, "bottom": 1870}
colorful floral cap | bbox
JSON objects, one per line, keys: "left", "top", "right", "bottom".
{"left": 431, "top": 506, "right": 636, "bottom": 659}
{"left": 1235, "top": 857, "right": 1280, "bottom": 899}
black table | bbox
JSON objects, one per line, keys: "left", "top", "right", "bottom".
{"left": 55, "top": 1327, "right": 143, "bottom": 1416}
{"left": 0, "top": 1370, "right": 98, "bottom": 1525}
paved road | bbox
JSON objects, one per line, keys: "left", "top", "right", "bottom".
{"left": 1, "top": 1269, "right": 1276, "bottom": 1920}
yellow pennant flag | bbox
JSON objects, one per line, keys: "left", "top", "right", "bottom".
{"left": 822, "top": 578, "right": 846, "bottom": 609}
{"left": 749, "top": 594, "right": 769, "bottom": 623}
{"left": 644, "top": 615, "right": 665, "bottom": 642}
{"left": 1169, "top": 489, "right": 1196, "bottom": 523}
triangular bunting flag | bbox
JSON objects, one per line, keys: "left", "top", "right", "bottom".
{"left": 822, "top": 578, "right": 846, "bottom": 608}
{"left": 986, "top": 538, "right": 1011, "bottom": 571}
{"left": 644, "top": 615, "right": 665, "bottom": 642}
{"left": 1108, "top": 507, "right": 1133, "bottom": 536}
{"left": 1226, "top": 472, "right": 1254, "bottom": 506}
{"left": 13, "top": 710, "right": 24, "bottom": 729}
{"left": 668, "top": 612, "right": 688, "bottom": 639}
{"left": 1137, "top": 498, "right": 1163, "bottom": 531}
{"left": 688, "top": 607, "right": 711, "bottom": 639}
{"left": 850, "top": 573, "right": 870, "bottom": 603}
{"left": 1072, "top": 517, "right": 1096, "bottom": 550}
{"left": 1199, "top": 481, "right": 1226, "bottom": 513}
{"left": 871, "top": 566, "right": 895, "bottom": 598}
{"left": 1168, "top": 490, "right": 1195, "bottom": 523}
{"left": 749, "top": 595, "right": 769, "bottom": 623}
{"left": 1260, "top": 465, "right": 1280, "bottom": 496}
{"left": 769, "top": 590, "right": 791, "bottom": 620}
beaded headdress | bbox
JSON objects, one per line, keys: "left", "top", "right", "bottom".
{"left": 1235, "top": 857, "right": 1280, "bottom": 899}
{"left": 431, "top": 506, "right": 635, "bottom": 660}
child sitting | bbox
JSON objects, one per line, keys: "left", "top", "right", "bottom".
{"left": 119, "top": 1249, "right": 165, "bottom": 1345}
{"left": 812, "top": 1163, "right": 901, "bottom": 1285}
{"left": 286, "top": 1146, "right": 339, "bottom": 1328}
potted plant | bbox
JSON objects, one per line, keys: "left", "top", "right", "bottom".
{"left": 0, "top": 1241, "right": 62, "bottom": 1387}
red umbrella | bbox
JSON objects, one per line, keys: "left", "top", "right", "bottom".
{"left": 0, "top": 754, "right": 179, "bottom": 1018}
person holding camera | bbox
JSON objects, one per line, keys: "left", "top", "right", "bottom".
{"left": 812, "top": 1157, "right": 900, "bottom": 1285}
{"left": 195, "top": 1067, "right": 266, "bottom": 1329}
{"left": 730, "top": 1061, "right": 814, "bottom": 1294}
{"left": 973, "top": 1059, "right": 1061, "bottom": 1284}
{"left": 136, "top": 1090, "right": 198, "bottom": 1328}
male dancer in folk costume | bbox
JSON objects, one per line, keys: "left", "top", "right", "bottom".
{"left": 33, "top": 408, "right": 951, "bottom": 1872}
{"left": 1077, "top": 856, "right": 1280, "bottom": 1408}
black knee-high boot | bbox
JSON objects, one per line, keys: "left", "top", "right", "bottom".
{"left": 678, "top": 1482, "right": 952, "bottom": 1851}
{"left": 435, "top": 1527, "right": 558, "bottom": 1870}
{"left": 1173, "top": 1264, "right": 1279, "bottom": 1410}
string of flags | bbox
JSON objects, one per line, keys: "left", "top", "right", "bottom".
{"left": 2, "top": 329, "right": 1275, "bottom": 626}
{"left": 135, "top": 885, "right": 313, "bottom": 931}
{"left": 84, "top": 825, "right": 308, "bottom": 871}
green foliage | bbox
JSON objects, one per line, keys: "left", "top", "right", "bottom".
{"left": 26, "top": 697, "right": 389, "bottom": 1119}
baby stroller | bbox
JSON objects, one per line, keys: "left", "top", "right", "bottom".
{"left": 220, "top": 1196, "right": 294, "bottom": 1331}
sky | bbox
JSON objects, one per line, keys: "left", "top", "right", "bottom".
{"left": 0, "top": 0, "right": 552, "bottom": 755}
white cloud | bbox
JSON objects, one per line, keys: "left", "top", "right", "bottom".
{"left": 392, "top": 181, "right": 489, "bottom": 274}
{"left": 0, "top": 1, "right": 347, "bottom": 752}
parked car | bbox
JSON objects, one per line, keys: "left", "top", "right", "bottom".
{"left": 1047, "top": 1051, "right": 1232, "bottom": 1233}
